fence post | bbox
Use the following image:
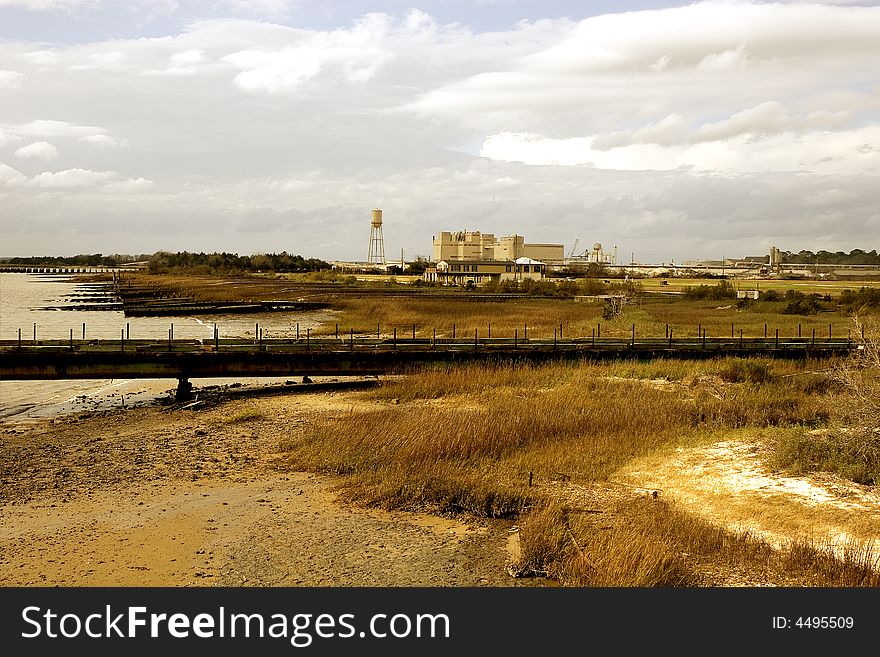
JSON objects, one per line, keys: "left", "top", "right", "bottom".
{"left": 433, "top": 328, "right": 436, "bottom": 350}
{"left": 829, "top": 323, "right": 832, "bottom": 340}
{"left": 350, "top": 328, "right": 354, "bottom": 350}
{"left": 295, "top": 322, "right": 299, "bottom": 340}
{"left": 69, "top": 328, "right": 73, "bottom": 350}
{"left": 698, "top": 323, "right": 701, "bottom": 339}
{"left": 798, "top": 323, "right": 801, "bottom": 338}
{"left": 812, "top": 328, "right": 815, "bottom": 346}
{"left": 306, "top": 328, "right": 310, "bottom": 350}
{"left": 666, "top": 323, "right": 669, "bottom": 339}
{"left": 121, "top": 329, "right": 125, "bottom": 352}
{"left": 702, "top": 328, "right": 705, "bottom": 349}
{"left": 336, "top": 323, "right": 338, "bottom": 339}
{"left": 669, "top": 327, "right": 673, "bottom": 347}
{"left": 775, "top": 328, "right": 779, "bottom": 349}
{"left": 731, "top": 323, "right": 734, "bottom": 338}
{"left": 764, "top": 323, "right": 767, "bottom": 339}
{"left": 554, "top": 329, "right": 557, "bottom": 348}
{"left": 592, "top": 328, "right": 595, "bottom": 346}
{"left": 740, "top": 329, "right": 743, "bottom": 349}
{"left": 393, "top": 327, "right": 397, "bottom": 350}
{"left": 126, "top": 322, "right": 130, "bottom": 340}
{"left": 33, "top": 322, "right": 36, "bottom": 341}
{"left": 170, "top": 323, "right": 173, "bottom": 340}
{"left": 452, "top": 323, "right": 456, "bottom": 339}
{"left": 413, "top": 323, "right": 416, "bottom": 340}
{"left": 82, "top": 322, "right": 86, "bottom": 340}
{"left": 474, "top": 328, "right": 478, "bottom": 351}
{"left": 168, "top": 328, "right": 172, "bottom": 351}
{"left": 515, "top": 328, "right": 518, "bottom": 349}
{"left": 632, "top": 324, "right": 635, "bottom": 347}
{"left": 488, "top": 322, "right": 491, "bottom": 339}
{"left": 214, "top": 324, "right": 219, "bottom": 351}
{"left": 377, "top": 323, "right": 380, "bottom": 340}
{"left": 18, "top": 328, "right": 21, "bottom": 350}
{"left": 560, "top": 322, "right": 563, "bottom": 339}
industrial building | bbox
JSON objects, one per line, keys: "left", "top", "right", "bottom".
{"left": 423, "top": 257, "right": 546, "bottom": 286}
{"left": 432, "top": 231, "right": 564, "bottom": 266}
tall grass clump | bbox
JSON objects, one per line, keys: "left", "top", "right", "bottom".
{"left": 772, "top": 317, "right": 880, "bottom": 484}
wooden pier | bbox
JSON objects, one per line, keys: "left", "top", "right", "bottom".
{"left": 0, "top": 335, "right": 856, "bottom": 399}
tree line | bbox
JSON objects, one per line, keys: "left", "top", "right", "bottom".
{"left": 146, "top": 251, "right": 331, "bottom": 274}
{"left": 780, "top": 249, "right": 880, "bottom": 265}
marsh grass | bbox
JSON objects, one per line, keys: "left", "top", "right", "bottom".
{"left": 282, "top": 358, "right": 830, "bottom": 517}
{"left": 515, "top": 498, "right": 880, "bottom": 587}
{"left": 223, "top": 408, "right": 263, "bottom": 423}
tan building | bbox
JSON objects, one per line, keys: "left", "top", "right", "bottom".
{"left": 433, "top": 231, "right": 564, "bottom": 265}
{"left": 423, "top": 257, "right": 546, "bottom": 286}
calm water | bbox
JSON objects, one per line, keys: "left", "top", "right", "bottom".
{"left": 0, "top": 273, "right": 337, "bottom": 422}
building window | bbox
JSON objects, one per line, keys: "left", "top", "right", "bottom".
{"left": 523, "top": 265, "right": 530, "bottom": 273}
{"left": 505, "top": 265, "right": 511, "bottom": 272}
{"left": 452, "top": 264, "right": 460, "bottom": 272}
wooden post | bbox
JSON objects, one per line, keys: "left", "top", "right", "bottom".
{"left": 126, "top": 322, "right": 130, "bottom": 340}
{"left": 474, "top": 328, "right": 478, "bottom": 350}
{"left": 214, "top": 324, "right": 219, "bottom": 351}
{"left": 69, "top": 328, "right": 73, "bottom": 349}
{"left": 665, "top": 323, "right": 669, "bottom": 339}
{"left": 669, "top": 328, "right": 673, "bottom": 347}
{"left": 350, "top": 328, "right": 354, "bottom": 349}
{"left": 702, "top": 328, "right": 705, "bottom": 349}
{"left": 335, "top": 323, "right": 338, "bottom": 339}
{"left": 812, "top": 328, "right": 815, "bottom": 346}
{"left": 393, "top": 327, "right": 397, "bottom": 349}
{"left": 764, "top": 323, "right": 767, "bottom": 339}
{"left": 554, "top": 328, "right": 557, "bottom": 348}
{"left": 698, "top": 323, "right": 701, "bottom": 339}
{"left": 525, "top": 324, "right": 528, "bottom": 340}
{"left": 295, "top": 322, "right": 299, "bottom": 340}
{"left": 413, "top": 323, "right": 416, "bottom": 339}
{"left": 306, "top": 328, "right": 310, "bottom": 350}
{"left": 775, "top": 328, "right": 779, "bottom": 349}
{"left": 488, "top": 322, "right": 491, "bottom": 339}
{"left": 33, "top": 322, "right": 36, "bottom": 341}
{"left": 829, "top": 323, "right": 832, "bottom": 339}
{"left": 433, "top": 328, "right": 436, "bottom": 349}
{"left": 82, "top": 322, "right": 86, "bottom": 340}
{"left": 631, "top": 323, "right": 635, "bottom": 347}
{"left": 592, "top": 328, "right": 595, "bottom": 346}
{"left": 121, "top": 329, "right": 124, "bottom": 352}
{"left": 259, "top": 328, "right": 263, "bottom": 349}
{"left": 798, "top": 323, "right": 801, "bottom": 338}
{"left": 597, "top": 323, "right": 600, "bottom": 339}
{"left": 515, "top": 328, "right": 518, "bottom": 348}
{"left": 377, "top": 323, "right": 380, "bottom": 340}
{"left": 168, "top": 328, "right": 172, "bottom": 351}
{"left": 452, "top": 323, "right": 456, "bottom": 339}
{"left": 18, "top": 328, "right": 21, "bottom": 350}
{"left": 740, "top": 329, "right": 743, "bottom": 348}
{"left": 731, "top": 323, "right": 734, "bottom": 338}
{"left": 560, "top": 322, "right": 563, "bottom": 339}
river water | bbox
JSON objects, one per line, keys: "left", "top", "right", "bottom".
{"left": 0, "top": 273, "right": 337, "bottom": 422}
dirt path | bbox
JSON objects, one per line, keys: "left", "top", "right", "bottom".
{"left": 0, "top": 389, "right": 523, "bottom": 587}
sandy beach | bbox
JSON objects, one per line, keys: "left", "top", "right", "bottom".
{"left": 0, "top": 385, "right": 526, "bottom": 587}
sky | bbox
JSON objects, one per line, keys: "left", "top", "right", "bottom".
{"left": 1, "top": 0, "right": 878, "bottom": 263}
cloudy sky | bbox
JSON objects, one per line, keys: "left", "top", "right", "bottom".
{"left": 1, "top": 1, "right": 878, "bottom": 263}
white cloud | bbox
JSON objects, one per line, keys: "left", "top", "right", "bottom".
{"left": 24, "top": 168, "right": 152, "bottom": 191}
{"left": 0, "top": 162, "right": 28, "bottom": 186}
{"left": 0, "top": 69, "right": 24, "bottom": 89}
{"left": 14, "top": 141, "right": 60, "bottom": 160}
{"left": 77, "top": 134, "right": 129, "bottom": 148}
{"left": 10, "top": 120, "right": 107, "bottom": 139}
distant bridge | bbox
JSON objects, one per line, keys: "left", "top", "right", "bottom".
{"left": 0, "top": 335, "right": 856, "bottom": 400}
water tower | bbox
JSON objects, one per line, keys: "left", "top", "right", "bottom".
{"left": 368, "top": 208, "right": 386, "bottom": 264}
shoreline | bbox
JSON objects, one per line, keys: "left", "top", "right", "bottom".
{"left": 0, "top": 387, "right": 527, "bottom": 587}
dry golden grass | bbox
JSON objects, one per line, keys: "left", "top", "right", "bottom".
{"left": 278, "top": 356, "right": 880, "bottom": 585}
{"left": 515, "top": 498, "right": 879, "bottom": 587}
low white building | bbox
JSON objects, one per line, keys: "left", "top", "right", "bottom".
{"left": 423, "top": 257, "right": 546, "bottom": 286}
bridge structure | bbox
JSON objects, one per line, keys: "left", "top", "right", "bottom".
{"left": 0, "top": 333, "right": 857, "bottom": 400}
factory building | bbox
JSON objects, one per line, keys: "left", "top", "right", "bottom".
{"left": 432, "top": 231, "right": 564, "bottom": 265}
{"left": 423, "top": 257, "right": 546, "bottom": 286}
